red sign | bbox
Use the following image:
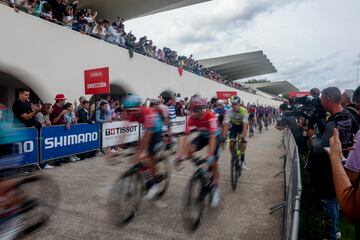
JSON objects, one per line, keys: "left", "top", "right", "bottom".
{"left": 84, "top": 67, "right": 110, "bottom": 94}
{"left": 288, "top": 91, "right": 310, "bottom": 99}
{"left": 216, "top": 91, "right": 237, "bottom": 100}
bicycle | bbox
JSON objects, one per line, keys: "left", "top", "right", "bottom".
{"left": 264, "top": 117, "right": 269, "bottom": 131}
{"left": 248, "top": 119, "right": 255, "bottom": 138}
{"left": 182, "top": 157, "right": 215, "bottom": 231}
{"left": 230, "top": 139, "right": 246, "bottom": 191}
{"left": 257, "top": 118, "right": 263, "bottom": 134}
{"left": 107, "top": 145, "right": 171, "bottom": 226}
{"left": 0, "top": 170, "right": 60, "bottom": 240}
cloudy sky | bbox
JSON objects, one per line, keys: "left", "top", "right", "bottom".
{"left": 126, "top": 0, "right": 360, "bottom": 91}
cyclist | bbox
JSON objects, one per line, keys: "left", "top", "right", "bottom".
{"left": 248, "top": 104, "right": 257, "bottom": 137}
{"left": 224, "top": 96, "right": 249, "bottom": 166}
{"left": 213, "top": 99, "right": 228, "bottom": 147}
{"left": 257, "top": 105, "right": 265, "bottom": 132}
{"left": 177, "top": 96, "right": 222, "bottom": 207}
{"left": 121, "top": 95, "right": 165, "bottom": 199}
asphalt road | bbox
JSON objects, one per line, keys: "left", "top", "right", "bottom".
{"left": 30, "top": 126, "right": 284, "bottom": 240}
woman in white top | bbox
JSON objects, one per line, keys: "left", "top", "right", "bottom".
{"left": 63, "top": 6, "right": 74, "bottom": 28}
{"left": 35, "top": 103, "right": 52, "bottom": 126}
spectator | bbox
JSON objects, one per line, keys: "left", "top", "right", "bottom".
{"left": 75, "top": 96, "right": 86, "bottom": 112}
{"left": 341, "top": 91, "right": 353, "bottom": 108}
{"left": 79, "top": 19, "right": 91, "bottom": 34}
{"left": 308, "top": 87, "right": 358, "bottom": 240}
{"left": 77, "top": 100, "right": 91, "bottom": 123}
{"left": 63, "top": 102, "right": 80, "bottom": 162}
{"left": 35, "top": 103, "right": 53, "bottom": 126}
{"left": 175, "top": 98, "right": 185, "bottom": 117}
{"left": 105, "top": 22, "right": 122, "bottom": 45}
{"left": 47, "top": 0, "right": 63, "bottom": 22}
{"left": 95, "top": 101, "right": 111, "bottom": 123}
{"left": 62, "top": 5, "right": 73, "bottom": 28}
{"left": 63, "top": 102, "right": 77, "bottom": 129}
{"left": 91, "top": 20, "right": 106, "bottom": 39}
{"left": 50, "top": 94, "right": 67, "bottom": 125}
{"left": 12, "top": 87, "right": 42, "bottom": 129}
{"left": 328, "top": 128, "right": 360, "bottom": 238}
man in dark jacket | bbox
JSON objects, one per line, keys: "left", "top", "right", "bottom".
{"left": 77, "top": 100, "right": 91, "bottom": 123}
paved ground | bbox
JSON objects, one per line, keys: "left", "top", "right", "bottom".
{"left": 30, "top": 126, "right": 284, "bottom": 240}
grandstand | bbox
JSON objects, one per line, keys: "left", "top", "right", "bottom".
{"left": 0, "top": 0, "right": 280, "bottom": 107}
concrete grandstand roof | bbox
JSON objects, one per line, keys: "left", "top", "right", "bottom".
{"left": 198, "top": 51, "right": 277, "bottom": 80}
{"left": 244, "top": 81, "right": 299, "bottom": 96}
{"left": 79, "top": 0, "right": 210, "bottom": 20}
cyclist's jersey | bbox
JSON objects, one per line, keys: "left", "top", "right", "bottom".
{"left": 224, "top": 107, "right": 249, "bottom": 126}
{"left": 213, "top": 107, "right": 227, "bottom": 126}
{"left": 127, "top": 107, "right": 163, "bottom": 133}
{"left": 257, "top": 107, "right": 265, "bottom": 118}
{"left": 186, "top": 111, "right": 220, "bottom": 137}
{"left": 248, "top": 107, "right": 256, "bottom": 121}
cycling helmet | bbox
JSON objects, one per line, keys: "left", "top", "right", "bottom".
{"left": 217, "top": 99, "right": 225, "bottom": 106}
{"left": 230, "top": 95, "right": 241, "bottom": 104}
{"left": 160, "top": 90, "right": 174, "bottom": 105}
{"left": 123, "top": 95, "right": 142, "bottom": 109}
{"left": 189, "top": 97, "right": 207, "bottom": 111}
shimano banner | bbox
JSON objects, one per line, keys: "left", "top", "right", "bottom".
{"left": 41, "top": 124, "right": 100, "bottom": 161}
{"left": 102, "top": 121, "right": 139, "bottom": 147}
{"left": 0, "top": 127, "right": 38, "bottom": 168}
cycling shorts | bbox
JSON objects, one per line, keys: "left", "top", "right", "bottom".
{"left": 148, "top": 132, "right": 163, "bottom": 155}
{"left": 191, "top": 133, "right": 221, "bottom": 159}
{"left": 229, "top": 124, "right": 243, "bottom": 140}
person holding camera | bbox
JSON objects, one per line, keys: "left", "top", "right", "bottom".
{"left": 307, "top": 87, "right": 359, "bottom": 240}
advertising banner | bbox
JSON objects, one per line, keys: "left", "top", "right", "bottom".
{"left": 0, "top": 127, "right": 38, "bottom": 168}
{"left": 84, "top": 67, "right": 110, "bottom": 94}
{"left": 170, "top": 117, "right": 187, "bottom": 134}
{"left": 102, "top": 121, "right": 139, "bottom": 147}
{"left": 41, "top": 124, "right": 100, "bottom": 161}
{"left": 140, "top": 117, "right": 187, "bottom": 137}
{"left": 288, "top": 91, "right": 310, "bottom": 99}
{"left": 216, "top": 91, "right": 237, "bottom": 100}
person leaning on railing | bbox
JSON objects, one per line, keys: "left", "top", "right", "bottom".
{"left": 328, "top": 128, "right": 360, "bottom": 239}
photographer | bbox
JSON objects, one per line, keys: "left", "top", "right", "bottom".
{"left": 307, "top": 87, "right": 359, "bottom": 240}
{"left": 276, "top": 103, "right": 307, "bottom": 155}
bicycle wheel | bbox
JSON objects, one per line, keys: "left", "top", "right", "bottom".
{"left": 182, "top": 172, "right": 205, "bottom": 231}
{"left": 230, "top": 156, "right": 238, "bottom": 191}
{"left": 108, "top": 169, "right": 144, "bottom": 225}
{"left": 155, "top": 155, "right": 171, "bottom": 200}
{"left": 12, "top": 174, "right": 60, "bottom": 239}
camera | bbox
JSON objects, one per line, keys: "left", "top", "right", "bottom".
{"left": 286, "top": 96, "right": 327, "bottom": 134}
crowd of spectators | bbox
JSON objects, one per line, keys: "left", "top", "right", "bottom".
{"left": 276, "top": 86, "right": 360, "bottom": 239}
{"left": 4, "top": 0, "right": 256, "bottom": 95}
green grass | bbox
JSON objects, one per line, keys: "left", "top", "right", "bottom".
{"left": 339, "top": 215, "right": 355, "bottom": 240}
{"left": 298, "top": 159, "right": 356, "bottom": 239}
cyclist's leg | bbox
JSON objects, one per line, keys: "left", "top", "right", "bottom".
{"left": 229, "top": 125, "right": 237, "bottom": 156}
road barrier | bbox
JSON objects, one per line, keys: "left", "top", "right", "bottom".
{"left": 270, "top": 128, "right": 302, "bottom": 240}
{"left": 1, "top": 117, "right": 188, "bottom": 167}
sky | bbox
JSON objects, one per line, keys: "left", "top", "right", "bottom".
{"left": 125, "top": 0, "right": 360, "bottom": 91}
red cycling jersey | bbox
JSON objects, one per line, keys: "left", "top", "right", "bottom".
{"left": 185, "top": 111, "right": 218, "bottom": 135}
{"left": 127, "top": 107, "right": 157, "bottom": 130}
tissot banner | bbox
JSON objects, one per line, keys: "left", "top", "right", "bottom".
{"left": 102, "top": 121, "right": 139, "bottom": 148}
{"left": 84, "top": 67, "right": 110, "bottom": 94}
{"left": 170, "top": 117, "right": 187, "bottom": 134}
{"left": 41, "top": 124, "right": 100, "bottom": 161}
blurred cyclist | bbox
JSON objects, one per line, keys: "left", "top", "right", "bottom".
{"left": 224, "top": 96, "right": 249, "bottom": 165}
{"left": 177, "top": 96, "right": 222, "bottom": 207}
{"left": 213, "top": 99, "right": 228, "bottom": 146}
{"left": 121, "top": 95, "right": 164, "bottom": 199}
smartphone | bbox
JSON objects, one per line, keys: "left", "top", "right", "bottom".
{"left": 334, "top": 114, "right": 353, "bottom": 149}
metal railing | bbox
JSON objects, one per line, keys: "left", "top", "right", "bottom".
{"left": 270, "top": 128, "right": 302, "bottom": 240}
